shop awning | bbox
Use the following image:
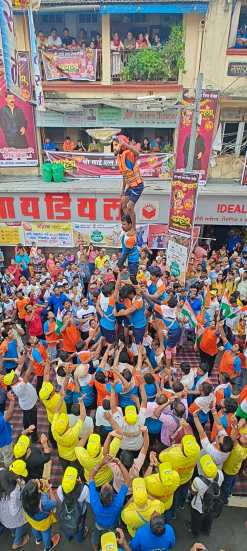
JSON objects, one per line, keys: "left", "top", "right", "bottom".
{"left": 100, "top": 3, "right": 208, "bottom": 15}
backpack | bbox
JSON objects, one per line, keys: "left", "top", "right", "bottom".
{"left": 201, "top": 474, "right": 224, "bottom": 518}
{"left": 57, "top": 488, "right": 82, "bottom": 536}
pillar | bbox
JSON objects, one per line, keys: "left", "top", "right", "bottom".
{"left": 101, "top": 14, "right": 111, "bottom": 85}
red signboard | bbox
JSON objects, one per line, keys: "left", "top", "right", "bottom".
{"left": 176, "top": 90, "right": 219, "bottom": 185}
{"left": 45, "top": 151, "right": 167, "bottom": 179}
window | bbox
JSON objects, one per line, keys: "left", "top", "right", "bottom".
{"left": 222, "top": 122, "right": 247, "bottom": 155}
{"left": 228, "top": 4, "right": 247, "bottom": 48}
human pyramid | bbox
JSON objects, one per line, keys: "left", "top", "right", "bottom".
{"left": 0, "top": 133, "right": 246, "bottom": 551}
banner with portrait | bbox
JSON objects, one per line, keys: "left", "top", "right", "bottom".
{"left": 0, "top": 53, "right": 38, "bottom": 166}
{"left": 168, "top": 171, "right": 199, "bottom": 237}
{"left": 42, "top": 49, "right": 97, "bottom": 81}
{"left": 176, "top": 90, "right": 219, "bottom": 185}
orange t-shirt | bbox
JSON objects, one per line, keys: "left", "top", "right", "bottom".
{"left": 63, "top": 140, "right": 75, "bottom": 152}
{"left": 219, "top": 350, "right": 235, "bottom": 378}
{"left": 61, "top": 325, "right": 81, "bottom": 353}
{"left": 32, "top": 343, "right": 48, "bottom": 376}
{"left": 45, "top": 320, "right": 60, "bottom": 346}
{"left": 16, "top": 298, "right": 30, "bottom": 319}
{"left": 199, "top": 328, "right": 217, "bottom": 356}
{"left": 93, "top": 380, "right": 108, "bottom": 406}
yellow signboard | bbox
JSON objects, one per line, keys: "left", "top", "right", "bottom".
{"left": 0, "top": 224, "right": 24, "bottom": 246}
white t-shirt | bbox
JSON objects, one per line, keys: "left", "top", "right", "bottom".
{"left": 191, "top": 470, "right": 224, "bottom": 513}
{"left": 47, "top": 35, "right": 62, "bottom": 48}
{"left": 114, "top": 408, "right": 146, "bottom": 451}
{"left": 76, "top": 305, "right": 96, "bottom": 332}
{"left": 12, "top": 381, "right": 37, "bottom": 410}
{"left": 95, "top": 406, "right": 122, "bottom": 428}
{"left": 68, "top": 414, "right": 93, "bottom": 439}
{"left": 201, "top": 436, "right": 230, "bottom": 467}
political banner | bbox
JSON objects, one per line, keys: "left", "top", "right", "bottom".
{"left": 176, "top": 90, "right": 219, "bottom": 185}
{"left": 0, "top": 53, "right": 38, "bottom": 166}
{"left": 167, "top": 234, "right": 191, "bottom": 285}
{"left": 0, "top": 223, "right": 24, "bottom": 245}
{"left": 28, "top": 8, "right": 45, "bottom": 110}
{"left": 23, "top": 222, "right": 73, "bottom": 247}
{"left": 0, "top": 0, "right": 20, "bottom": 95}
{"left": 241, "top": 152, "right": 247, "bottom": 185}
{"left": 42, "top": 49, "right": 97, "bottom": 81}
{"left": 168, "top": 172, "right": 199, "bottom": 237}
{"left": 45, "top": 151, "right": 167, "bottom": 179}
{"left": 148, "top": 224, "right": 168, "bottom": 249}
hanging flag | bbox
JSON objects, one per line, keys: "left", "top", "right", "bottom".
{"left": 55, "top": 309, "right": 63, "bottom": 335}
{"left": 28, "top": 7, "right": 45, "bottom": 111}
{"left": 181, "top": 300, "right": 198, "bottom": 328}
{"left": 225, "top": 304, "right": 247, "bottom": 320}
{"left": 220, "top": 294, "right": 231, "bottom": 318}
{"left": 0, "top": 0, "right": 20, "bottom": 95}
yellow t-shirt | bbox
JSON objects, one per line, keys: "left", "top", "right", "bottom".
{"left": 95, "top": 255, "right": 109, "bottom": 270}
{"left": 121, "top": 499, "right": 165, "bottom": 537}
{"left": 144, "top": 473, "right": 179, "bottom": 509}
{"left": 159, "top": 446, "right": 197, "bottom": 485}
{"left": 41, "top": 394, "right": 67, "bottom": 424}
{"left": 223, "top": 443, "right": 247, "bottom": 476}
{"left": 52, "top": 414, "right": 82, "bottom": 461}
{"left": 75, "top": 447, "right": 113, "bottom": 486}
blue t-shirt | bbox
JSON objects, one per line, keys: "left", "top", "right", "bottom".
{"left": 130, "top": 522, "right": 176, "bottom": 551}
{"left": 48, "top": 293, "right": 68, "bottom": 316}
{"left": 89, "top": 480, "right": 128, "bottom": 529}
{"left": 0, "top": 413, "right": 12, "bottom": 448}
{"left": 224, "top": 342, "right": 241, "bottom": 374}
{"left": 113, "top": 383, "right": 139, "bottom": 408}
{"left": 3, "top": 339, "right": 18, "bottom": 371}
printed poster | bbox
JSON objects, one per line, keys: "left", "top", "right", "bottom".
{"left": 23, "top": 222, "right": 73, "bottom": 247}
{"left": 167, "top": 235, "right": 190, "bottom": 285}
{"left": 73, "top": 223, "right": 121, "bottom": 247}
{"left": 0, "top": 53, "right": 38, "bottom": 166}
{"left": 176, "top": 90, "right": 219, "bottom": 185}
{"left": 168, "top": 172, "right": 199, "bottom": 237}
{"left": 0, "top": 223, "right": 24, "bottom": 245}
{"left": 42, "top": 49, "right": 97, "bottom": 82}
{"left": 148, "top": 224, "right": 168, "bottom": 249}
{"left": 45, "top": 151, "right": 167, "bottom": 179}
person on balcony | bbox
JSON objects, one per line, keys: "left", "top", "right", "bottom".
{"left": 124, "top": 32, "right": 136, "bottom": 51}
{"left": 78, "top": 28, "right": 87, "bottom": 46}
{"left": 43, "top": 138, "right": 58, "bottom": 151}
{"left": 63, "top": 136, "right": 75, "bottom": 152}
{"left": 111, "top": 33, "right": 124, "bottom": 79}
{"left": 153, "top": 34, "right": 162, "bottom": 49}
{"left": 47, "top": 28, "right": 62, "bottom": 49}
{"left": 136, "top": 33, "right": 150, "bottom": 49}
{"left": 62, "top": 28, "right": 75, "bottom": 48}
{"left": 37, "top": 31, "right": 48, "bottom": 50}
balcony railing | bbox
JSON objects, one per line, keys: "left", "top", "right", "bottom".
{"left": 110, "top": 49, "right": 178, "bottom": 82}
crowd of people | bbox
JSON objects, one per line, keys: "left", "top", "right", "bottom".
{"left": 37, "top": 27, "right": 163, "bottom": 52}
{"left": 43, "top": 135, "right": 169, "bottom": 154}
{"left": 0, "top": 134, "right": 247, "bottom": 551}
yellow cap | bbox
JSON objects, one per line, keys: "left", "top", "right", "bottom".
{"left": 9, "top": 459, "right": 28, "bottom": 478}
{"left": 125, "top": 405, "right": 137, "bottom": 425}
{"left": 133, "top": 477, "right": 148, "bottom": 507}
{"left": 182, "top": 435, "right": 200, "bottom": 458}
{"left": 54, "top": 413, "right": 68, "bottom": 435}
{"left": 39, "top": 382, "right": 54, "bottom": 401}
{"left": 109, "top": 436, "right": 121, "bottom": 457}
{"left": 13, "top": 435, "right": 30, "bottom": 459}
{"left": 101, "top": 532, "right": 118, "bottom": 551}
{"left": 159, "top": 462, "right": 180, "bottom": 487}
{"left": 3, "top": 370, "right": 15, "bottom": 386}
{"left": 62, "top": 466, "right": 78, "bottom": 494}
{"left": 200, "top": 454, "right": 217, "bottom": 479}
{"left": 210, "top": 289, "right": 218, "bottom": 296}
{"left": 87, "top": 433, "right": 101, "bottom": 457}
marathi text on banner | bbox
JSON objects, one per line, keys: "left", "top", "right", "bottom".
{"left": 176, "top": 90, "right": 219, "bottom": 186}
{"left": 24, "top": 222, "right": 73, "bottom": 247}
{"left": 73, "top": 223, "right": 121, "bottom": 247}
{"left": 45, "top": 151, "right": 168, "bottom": 179}
{"left": 42, "top": 49, "right": 97, "bottom": 81}
{"left": 0, "top": 223, "right": 24, "bottom": 245}
{"left": 168, "top": 171, "right": 199, "bottom": 237}
{"left": 0, "top": 53, "right": 38, "bottom": 166}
